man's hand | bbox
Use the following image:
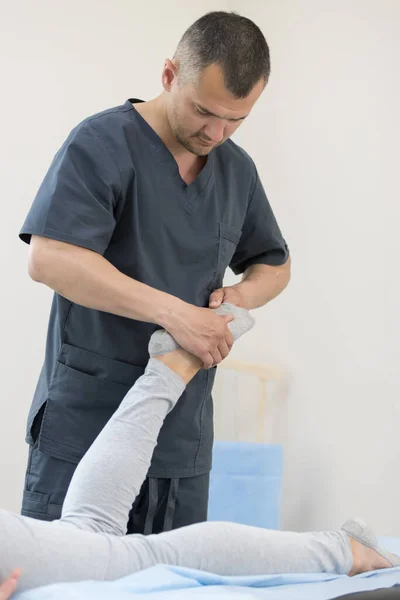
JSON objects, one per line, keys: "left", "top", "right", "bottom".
{"left": 165, "top": 305, "right": 234, "bottom": 369}
{"left": 209, "top": 260, "right": 292, "bottom": 311}
{"left": 209, "top": 285, "right": 244, "bottom": 309}
{"left": 0, "top": 570, "right": 21, "bottom": 600}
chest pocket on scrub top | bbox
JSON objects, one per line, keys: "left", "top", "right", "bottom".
{"left": 208, "top": 222, "right": 242, "bottom": 292}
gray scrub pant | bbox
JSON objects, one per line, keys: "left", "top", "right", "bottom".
{"left": 0, "top": 359, "right": 353, "bottom": 593}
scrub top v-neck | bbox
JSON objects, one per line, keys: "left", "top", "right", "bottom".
{"left": 19, "top": 98, "right": 289, "bottom": 478}
{"left": 127, "top": 98, "right": 215, "bottom": 214}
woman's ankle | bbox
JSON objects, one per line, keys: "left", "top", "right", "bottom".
{"left": 154, "top": 349, "right": 202, "bottom": 384}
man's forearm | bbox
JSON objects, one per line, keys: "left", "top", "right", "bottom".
{"left": 233, "top": 258, "right": 291, "bottom": 310}
{"left": 28, "top": 236, "right": 184, "bottom": 328}
{"left": 29, "top": 236, "right": 241, "bottom": 367}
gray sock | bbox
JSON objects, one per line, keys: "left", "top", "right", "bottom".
{"left": 341, "top": 517, "right": 400, "bottom": 567}
{"left": 148, "top": 303, "right": 255, "bottom": 357}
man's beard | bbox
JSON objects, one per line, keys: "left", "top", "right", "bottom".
{"left": 174, "top": 129, "right": 226, "bottom": 156}
{"left": 168, "top": 106, "right": 222, "bottom": 155}
{"left": 175, "top": 130, "right": 211, "bottom": 156}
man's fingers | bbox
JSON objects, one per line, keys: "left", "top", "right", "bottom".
{"left": 209, "top": 288, "right": 225, "bottom": 308}
{"left": 210, "top": 349, "right": 223, "bottom": 367}
{"left": 218, "top": 339, "right": 230, "bottom": 360}
{"left": 202, "top": 352, "right": 214, "bottom": 370}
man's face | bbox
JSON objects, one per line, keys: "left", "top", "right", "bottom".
{"left": 165, "top": 63, "right": 265, "bottom": 156}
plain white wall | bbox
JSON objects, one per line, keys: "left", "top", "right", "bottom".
{"left": 1, "top": 0, "right": 399, "bottom": 535}
{"left": 226, "top": 0, "right": 400, "bottom": 534}
{"left": 0, "top": 0, "right": 228, "bottom": 512}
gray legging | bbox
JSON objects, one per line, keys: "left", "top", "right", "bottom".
{"left": 0, "top": 359, "right": 352, "bottom": 593}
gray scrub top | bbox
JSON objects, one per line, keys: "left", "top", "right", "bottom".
{"left": 20, "top": 98, "right": 289, "bottom": 478}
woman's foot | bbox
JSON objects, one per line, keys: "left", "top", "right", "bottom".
{"left": 347, "top": 537, "right": 392, "bottom": 575}
{"left": 343, "top": 517, "right": 400, "bottom": 575}
{"left": 148, "top": 304, "right": 254, "bottom": 385}
{"left": 148, "top": 303, "right": 255, "bottom": 357}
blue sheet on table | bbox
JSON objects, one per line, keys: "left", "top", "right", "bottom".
{"left": 15, "top": 539, "right": 400, "bottom": 600}
{"left": 14, "top": 565, "right": 400, "bottom": 600}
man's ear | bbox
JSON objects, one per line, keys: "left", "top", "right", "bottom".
{"left": 161, "top": 58, "right": 179, "bottom": 92}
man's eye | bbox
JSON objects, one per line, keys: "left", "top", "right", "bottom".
{"left": 196, "top": 108, "right": 207, "bottom": 116}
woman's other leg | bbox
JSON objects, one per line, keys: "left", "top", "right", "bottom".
{"left": 113, "top": 519, "right": 395, "bottom": 580}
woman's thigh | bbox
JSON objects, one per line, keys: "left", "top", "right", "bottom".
{"left": 0, "top": 509, "right": 111, "bottom": 592}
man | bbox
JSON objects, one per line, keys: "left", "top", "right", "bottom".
{"left": 20, "top": 11, "right": 291, "bottom": 534}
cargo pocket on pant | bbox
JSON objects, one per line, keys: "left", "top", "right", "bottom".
{"left": 22, "top": 425, "right": 81, "bottom": 520}
{"left": 37, "top": 344, "right": 144, "bottom": 464}
{"left": 21, "top": 490, "right": 55, "bottom": 520}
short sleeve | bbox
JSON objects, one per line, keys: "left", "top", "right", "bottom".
{"left": 19, "top": 122, "right": 120, "bottom": 255}
{"left": 230, "top": 169, "right": 289, "bottom": 275}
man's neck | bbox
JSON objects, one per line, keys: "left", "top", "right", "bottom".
{"left": 133, "top": 96, "right": 206, "bottom": 184}
{"left": 133, "top": 97, "right": 169, "bottom": 141}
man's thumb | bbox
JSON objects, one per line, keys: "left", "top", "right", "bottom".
{"left": 209, "top": 288, "right": 224, "bottom": 308}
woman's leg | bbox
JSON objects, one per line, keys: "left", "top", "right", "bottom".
{"left": 0, "top": 306, "right": 251, "bottom": 591}
{"left": 116, "top": 521, "right": 354, "bottom": 577}
{"left": 0, "top": 350, "right": 395, "bottom": 591}
{"left": 1, "top": 308, "right": 395, "bottom": 591}
{"left": 59, "top": 358, "right": 189, "bottom": 535}
{"left": 0, "top": 351, "right": 202, "bottom": 592}
{"left": 112, "top": 510, "right": 397, "bottom": 581}
{"left": 0, "top": 355, "right": 198, "bottom": 592}
{"left": 0, "top": 508, "right": 393, "bottom": 594}
{"left": 60, "top": 303, "right": 253, "bottom": 536}
{"left": 0, "top": 508, "right": 112, "bottom": 591}
{"left": 121, "top": 519, "right": 393, "bottom": 578}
